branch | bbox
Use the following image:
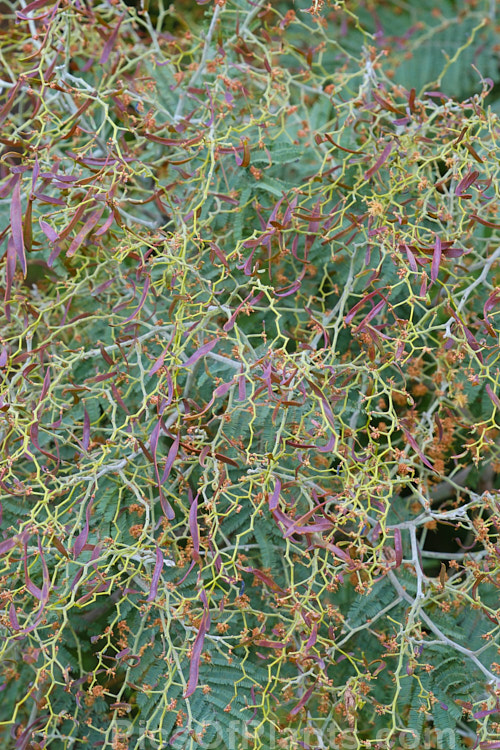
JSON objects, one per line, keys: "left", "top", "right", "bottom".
{"left": 388, "top": 570, "right": 500, "bottom": 687}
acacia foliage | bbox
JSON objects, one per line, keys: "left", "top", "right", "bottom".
{"left": 0, "top": 0, "right": 500, "bottom": 748}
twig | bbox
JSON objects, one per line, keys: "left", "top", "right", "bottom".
{"left": 444, "top": 245, "right": 500, "bottom": 340}
{"left": 388, "top": 570, "right": 500, "bottom": 687}
{"left": 174, "top": 4, "right": 222, "bottom": 122}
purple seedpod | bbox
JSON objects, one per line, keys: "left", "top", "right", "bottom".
{"left": 393, "top": 528, "right": 403, "bottom": 567}
{"left": 290, "top": 684, "right": 315, "bottom": 716}
{"left": 474, "top": 706, "right": 500, "bottom": 719}
{"left": 419, "top": 272, "right": 428, "bottom": 298}
{"left": 149, "top": 346, "right": 170, "bottom": 376}
{"left": 121, "top": 276, "right": 151, "bottom": 324}
{"left": 10, "top": 176, "right": 26, "bottom": 276}
{"left": 73, "top": 499, "right": 94, "bottom": 559}
{"left": 253, "top": 639, "right": 285, "bottom": 652}
{"left": 323, "top": 541, "right": 353, "bottom": 565}
{"left": 455, "top": 169, "right": 479, "bottom": 196}
{"left": 82, "top": 408, "right": 90, "bottom": 452}
{"left": 400, "top": 424, "right": 434, "bottom": 471}
{"left": 234, "top": 138, "right": 250, "bottom": 168}
{"left": 431, "top": 234, "right": 441, "bottom": 283}
{"left": 238, "top": 371, "right": 246, "bottom": 401}
{"left": 274, "top": 279, "right": 302, "bottom": 297}
{"left": 223, "top": 291, "right": 256, "bottom": 331}
{"left": 355, "top": 299, "right": 386, "bottom": 332}
{"left": 284, "top": 518, "right": 333, "bottom": 538}
{"left": 70, "top": 568, "right": 84, "bottom": 593}
{"left": 183, "top": 602, "right": 210, "bottom": 697}
{"left": 304, "top": 198, "right": 321, "bottom": 253}
{"left": 485, "top": 384, "right": 500, "bottom": 410}
{"left": 345, "top": 289, "right": 381, "bottom": 324}
{"left": 208, "top": 240, "right": 229, "bottom": 267}
{"left": 364, "top": 141, "right": 393, "bottom": 180}
{"left": 23, "top": 537, "right": 42, "bottom": 600}
{"left": 34, "top": 192, "right": 65, "bottom": 205}
{"left": 0, "top": 80, "right": 21, "bottom": 126}
{"left": 146, "top": 546, "right": 164, "bottom": 602}
{"left": 99, "top": 14, "right": 125, "bottom": 64}
{"left": 8, "top": 603, "right": 19, "bottom": 630}
{"left": 161, "top": 432, "right": 180, "bottom": 483}
{"left": 38, "top": 536, "right": 50, "bottom": 604}
{"left": 0, "top": 537, "right": 16, "bottom": 557}
{"left": 111, "top": 384, "right": 129, "bottom": 413}
{"left": 305, "top": 623, "right": 317, "bottom": 650}
{"left": 447, "top": 307, "right": 483, "bottom": 362}
{"left": 435, "top": 414, "right": 444, "bottom": 442}
{"left": 66, "top": 206, "right": 104, "bottom": 257}
{"left": 189, "top": 490, "right": 200, "bottom": 562}
{"left": 160, "top": 494, "right": 175, "bottom": 522}
{"left": 150, "top": 421, "right": 174, "bottom": 519}
{"left": 214, "top": 380, "right": 234, "bottom": 399}
{"left": 269, "top": 478, "right": 281, "bottom": 511}
{"left": 483, "top": 290, "right": 500, "bottom": 336}
{"left": 93, "top": 211, "right": 115, "bottom": 237}
{"left": 179, "top": 339, "right": 217, "bottom": 368}
{"left": 39, "top": 218, "right": 59, "bottom": 242}
{"left": 40, "top": 368, "right": 51, "bottom": 400}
